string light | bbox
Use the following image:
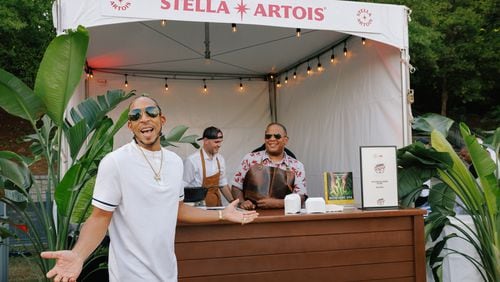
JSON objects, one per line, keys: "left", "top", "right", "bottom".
{"left": 317, "top": 57, "right": 323, "bottom": 71}
{"left": 296, "top": 28, "right": 301, "bottom": 37}
{"left": 89, "top": 35, "right": 367, "bottom": 96}
{"left": 232, "top": 23, "right": 237, "bottom": 32}
{"left": 161, "top": 20, "right": 167, "bottom": 27}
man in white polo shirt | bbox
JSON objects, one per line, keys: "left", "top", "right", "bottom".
{"left": 183, "top": 126, "right": 234, "bottom": 206}
{"left": 41, "top": 95, "right": 258, "bottom": 282}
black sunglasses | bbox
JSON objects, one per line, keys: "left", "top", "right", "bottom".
{"left": 128, "top": 106, "right": 160, "bottom": 121}
{"left": 265, "top": 133, "right": 285, "bottom": 140}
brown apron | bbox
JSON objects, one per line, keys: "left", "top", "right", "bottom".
{"left": 200, "top": 150, "right": 222, "bottom": 207}
{"left": 243, "top": 163, "right": 294, "bottom": 204}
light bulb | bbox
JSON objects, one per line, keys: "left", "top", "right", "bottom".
{"left": 296, "top": 28, "right": 301, "bottom": 37}
{"left": 232, "top": 23, "right": 237, "bottom": 32}
{"left": 161, "top": 20, "right": 167, "bottom": 27}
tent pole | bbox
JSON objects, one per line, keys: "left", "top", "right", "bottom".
{"left": 400, "top": 48, "right": 412, "bottom": 146}
{"left": 268, "top": 76, "right": 277, "bottom": 122}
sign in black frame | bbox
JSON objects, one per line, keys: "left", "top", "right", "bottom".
{"left": 359, "top": 146, "right": 399, "bottom": 209}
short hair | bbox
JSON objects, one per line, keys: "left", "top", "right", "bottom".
{"left": 266, "top": 122, "right": 287, "bottom": 135}
{"left": 128, "top": 94, "right": 162, "bottom": 113}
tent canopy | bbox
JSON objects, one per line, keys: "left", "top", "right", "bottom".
{"left": 54, "top": 0, "right": 412, "bottom": 201}
{"left": 54, "top": 0, "right": 409, "bottom": 77}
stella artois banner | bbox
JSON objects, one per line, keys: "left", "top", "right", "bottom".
{"left": 54, "top": 0, "right": 408, "bottom": 49}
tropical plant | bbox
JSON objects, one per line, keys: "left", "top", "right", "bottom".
{"left": 397, "top": 113, "right": 499, "bottom": 282}
{"left": 0, "top": 26, "right": 199, "bottom": 280}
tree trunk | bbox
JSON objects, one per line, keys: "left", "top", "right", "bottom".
{"left": 441, "top": 77, "right": 448, "bottom": 116}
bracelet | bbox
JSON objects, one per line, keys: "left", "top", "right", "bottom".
{"left": 218, "top": 210, "right": 224, "bottom": 221}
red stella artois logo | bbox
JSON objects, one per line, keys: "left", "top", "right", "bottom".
{"left": 356, "top": 8, "right": 373, "bottom": 27}
{"left": 160, "top": 0, "right": 325, "bottom": 22}
{"left": 110, "top": 0, "right": 132, "bottom": 11}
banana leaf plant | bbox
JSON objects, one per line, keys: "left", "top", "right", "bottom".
{"left": 0, "top": 26, "right": 199, "bottom": 280}
{"left": 397, "top": 113, "right": 499, "bottom": 282}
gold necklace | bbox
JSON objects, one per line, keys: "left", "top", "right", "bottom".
{"left": 137, "top": 145, "right": 163, "bottom": 181}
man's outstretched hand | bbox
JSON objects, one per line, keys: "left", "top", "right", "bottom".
{"left": 41, "top": 250, "right": 84, "bottom": 282}
{"left": 223, "top": 200, "right": 259, "bottom": 224}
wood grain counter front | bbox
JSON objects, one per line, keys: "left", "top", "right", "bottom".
{"left": 175, "top": 208, "right": 426, "bottom": 282}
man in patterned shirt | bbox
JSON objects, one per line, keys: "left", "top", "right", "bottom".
{"left": 231, "top": 123, "right": 307, "bottom": 210}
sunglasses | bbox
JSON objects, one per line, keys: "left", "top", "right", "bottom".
{"left": 265, "top": 133, "right": 285, "bottom": 140}
{"left": 128, "top": 106, "right": 160, "bottom": 121}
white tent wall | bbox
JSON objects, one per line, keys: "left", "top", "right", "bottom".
{"left": 277, "top": 40, "right": 404, "bottom": 201}
{"left": 87, "top": 74, "right": 271, "bottom": 178}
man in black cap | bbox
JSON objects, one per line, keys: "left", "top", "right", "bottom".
{"left": 183, "top": 126, "right": 235, "bottom": 206}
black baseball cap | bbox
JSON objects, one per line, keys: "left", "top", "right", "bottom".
{"left": 197, "top": 126, "right": 223, "bottom": 141}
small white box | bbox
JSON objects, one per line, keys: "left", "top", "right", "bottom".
{"left": 305, "top": 197, "right": 326, "bottom": 214}
{"left": 284, "top": 194, "right": 301, "bottom": 214}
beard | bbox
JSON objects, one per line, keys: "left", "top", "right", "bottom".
{"left": 134, "top": 130, "right": 162, "bottom": 147}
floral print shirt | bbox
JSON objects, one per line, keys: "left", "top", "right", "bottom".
{"left": 231, "top": 151, "right": 307, "bottom": 195}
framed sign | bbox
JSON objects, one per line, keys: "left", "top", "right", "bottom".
{"left": 360, "top": 146, "right": 398, "bottom": 209}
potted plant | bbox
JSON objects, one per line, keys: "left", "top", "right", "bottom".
{"left": 397, "top": 113, "right": 499, "bottom": 281}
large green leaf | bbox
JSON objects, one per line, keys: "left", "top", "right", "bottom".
{"left": 161, "top": 125, "right": 200, "bottom": 149}
{"left": 428, "top": 183, "right": 456, "bottom": 216}
{"left": 34, "top": 26, "right": 89, "bottom": 126}
{"left": 431, "top": 130, "right": 480, "bottom": 202}
{"left": 64, "top": 90, "right": 134, "bottom": 159}
{"left": 0, "top": 152, "right": 32, "bottom": 191}
{"left": 54, "top": 163, "right": 84, "bottom": 217}
{"left": 412, "top": 113, "right": 454, "bottom": 137}
{"left": 65, "top": 119, "right": 87, "bottom": 160}
{"left": 70, "top": 176, "right": 96, "bottom": 224}
{"left": 0, "top": 69, "right": 45, "bottom": 123}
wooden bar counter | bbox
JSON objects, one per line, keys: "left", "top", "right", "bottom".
{"left": 175, "top": 208, "right": 426, "bottom": 282}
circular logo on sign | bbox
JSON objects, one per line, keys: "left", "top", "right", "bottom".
{"left": 110, "top": 0, "right": 132, "bottom": 11}
{"left": 356, "top": 8, "right": 373, "bottom": 27}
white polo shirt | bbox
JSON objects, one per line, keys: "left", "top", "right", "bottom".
{"left": 92, "top": 141, "right": 184, "bottom": 282}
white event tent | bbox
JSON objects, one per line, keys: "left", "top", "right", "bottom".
{"left": 53, "top": 0, "right": 413, "bottom": 201}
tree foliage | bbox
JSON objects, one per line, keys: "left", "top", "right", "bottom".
{"left": 369, "top": 0, "right": 499, "bottom": 127}
{"left": 0, "top": 0, "right": 55, "bottom": 88}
